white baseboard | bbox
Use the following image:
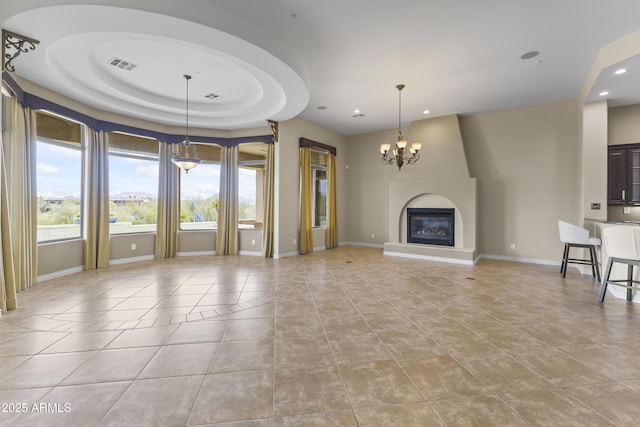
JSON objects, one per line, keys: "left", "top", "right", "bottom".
{"left": 37, "top": 266, "right": 83, "bottom": 282}
{"left": 109, "top": 255, "right": 155, "bottom": 265}
{"left": 478, "top": 253, "right": 559, "bottom": 266}
{"left": 176, "top": 251, "right": 216, "bottom": 257}
{"left": 479, "top": 253, "right": 599, "bottom": 275}
{"left": 341, "top": 241, "right": 385, "bottom": 249}
{"left": 274, "top": 250, "right": 298, "bottom": 259}
{"left": 239, "top": 250, "right": 262, "bottom": 257}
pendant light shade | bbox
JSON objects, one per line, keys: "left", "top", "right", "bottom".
{"left": 171, "top": 74, "right": 201, "bottom": 172}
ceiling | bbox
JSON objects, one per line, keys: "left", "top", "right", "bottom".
{"left": 3, "top": 0, "right": 640, "bottom": 136}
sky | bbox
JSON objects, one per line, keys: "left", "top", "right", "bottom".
{"left": 36, "top": 140, "right": 257, "bottom": 202}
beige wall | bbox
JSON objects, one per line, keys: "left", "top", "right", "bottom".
{"left": 345, "top": 115, "right": 471, "bottom": 246}
{"left": 609, "top": 104, "right": 640, "bottom": 145}
{"left": 110, "top": 233, "right": 155, "bottom": 261}
{"left": 582, "top": 101, "right": 608, "bottom": 221}
{"left": 345, "top": 128, "right": 397, "bottom": 245}
{"left": 37, "top": 239, "right": 83, "bottom": 278}
{"left": 275, "top": 117, "right": 347, "bottom": 257}
{"left": 460, "top": 100, "right": 581, "bottom": 261}
{"left": 344, "top": 106, "right": 582, "bottom": 263}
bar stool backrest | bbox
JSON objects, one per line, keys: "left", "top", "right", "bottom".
{"left": 558, "top": 221, "right": 589, "bottom": 244}
{"left": 603, "top": 227, "right": 640, "bottom": 260}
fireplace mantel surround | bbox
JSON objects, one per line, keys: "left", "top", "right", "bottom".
{"left": 384, "top": 177, "right": 478, "bottom": 264}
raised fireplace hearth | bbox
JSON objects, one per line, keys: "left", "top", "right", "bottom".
{"left": 407, "top": 208, "right": 454, "bottom": 246}
{"left": 384, "top": 177, "right": 477, "bottom": 265}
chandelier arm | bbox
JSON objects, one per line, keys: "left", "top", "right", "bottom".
{"left": 405, "top": 154, "right": 419, "bottom": 165}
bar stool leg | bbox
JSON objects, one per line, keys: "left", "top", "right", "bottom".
{"left": 599, "top": 257, "right": 614, "bottom": 303}
{"left": 627, "top": 264, "right": 634, "bottom": 302}
{"left": 561, "top": 244, "right": 569, "bottom": 278}
{"left": 591, "top": 245, "right": 601, "bottom": 282}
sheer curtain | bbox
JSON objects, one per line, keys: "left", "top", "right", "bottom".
{"left": 155, "top": 141, "right": 180, "bottom": 258}
{"left": 299, "top": 146, "right": 313, "bottom": 254}
{"left": 262, "top": 143, "right": 275, "bottom": 258}
{"left": 325, "top": 152, "right": 338, "bottom": 249}
{"left": 1, "top": 96, "right": 37, "bottom": 311}
{"left": 217, "top": 145, "right": 239, "bottom": 255}
{"left": 83, "top": 129, "right": 110, "bottom": 270}
{"left": 0, "top": 142, "right": 16, "bottom": 313}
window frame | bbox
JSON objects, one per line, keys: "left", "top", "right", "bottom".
{"left": 179, "top": 157, "right": 221, "bottom": 231}
{"left": 310, "top": 149, "right": 328, "bottom": 228}
{"left": 35, "top": 136, "right": 83, "bottom": 243}
{"left": 107, "top": 146, "right": 160, "bottom": 235}
{"left": 238, "top": 158, "right": 266, "bottom": 229}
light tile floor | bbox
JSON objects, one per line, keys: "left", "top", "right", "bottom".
{"left": 1, "top": 246, "right": 640, "bottom": 426}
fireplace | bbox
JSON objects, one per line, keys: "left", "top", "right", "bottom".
{"left": 407, "top": 208, "right": 454, "bottom": 246}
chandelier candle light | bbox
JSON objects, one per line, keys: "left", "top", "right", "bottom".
{"left": 379, "top": 84, "right": 421, "bottom": 171}
{"left": 171, "top": 74, "right": 201, "bottom": 172}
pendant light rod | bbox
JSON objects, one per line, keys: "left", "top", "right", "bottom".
{"left": 397, "top": 83, "right": 405, "bottom": 140}
{"left": 184, "top": 74, "right": 191, "bottom": 141}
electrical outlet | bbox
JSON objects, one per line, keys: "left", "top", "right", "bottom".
{"left": 251, "top": 239, "right": 256, "bottom": 245}
{"left": 624, "top": 207, "right": 631, "bottom": 214}
{"left": 591, "top": 202, "right": 601, "bottom": 210}
{"left": 131, "top": 243, "right": 136, "bottom": 250}
{"left": 371, "top": 233, "right": 375, "bottom": 239}
{"left": 510, "top": 243, "right": 516, "bottom": 250}
{"left": 293, "top": 238, "right": 297, "bottom": 245}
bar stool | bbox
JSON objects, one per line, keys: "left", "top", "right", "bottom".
{"left": 558, "top": 220, "right": 601, "bottom": 281}
{"left": 598, "top": 227, "right": 640, "bottom": 303}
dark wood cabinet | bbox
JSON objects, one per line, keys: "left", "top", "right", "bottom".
{"left": 608, "top": 144, "right": 640, "bottom": 205}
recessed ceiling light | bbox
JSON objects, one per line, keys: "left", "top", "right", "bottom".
{"left": 423, "top": 110, "right": 430, "bottom": 115}
{"left": 354, "top": 109, "right": 360, "bottom": 114}
{"left": 615, "top": 68, "right": 627, "bottom": 75}
{"left": 599, "top": 91, "right": 609, "bottom": 96}
{"left": 352, "top": 113, "right": 365, "bottom": 118}
{"left": 520, "top": 50, "right": 540, "bottom": 60}
{"left": 317, "top": 106, "right": 327, "bottom": 110}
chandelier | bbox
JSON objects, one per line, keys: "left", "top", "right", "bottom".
{"left": 379, "top": 84, "right": 421, "bottom": 170}
{"left": 171, "top": 74, "right": 201, "bottom": 172}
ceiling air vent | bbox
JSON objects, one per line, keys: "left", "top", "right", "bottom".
{"left": 204, "top": 93, "right": 223, "bottom": 100}
{"left": 109, "top": 57, "right": 138, "bottom": 71}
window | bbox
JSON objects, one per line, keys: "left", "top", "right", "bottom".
{"left": 238, "top": 142, "right": 267, "bottom": 229}
{"left": 311, "top": 149, "right": 328, "bottom": 227}
{"left": 180, "top": 143, "right": 221, "bottom": 230}
{"left": 108, "top": 132, "right": 159, "bottom": 234}
{"left": 35, "top": 111, "right": 82, "bottom": 242}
